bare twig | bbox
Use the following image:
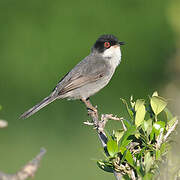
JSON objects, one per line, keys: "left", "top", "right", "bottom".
{"left": 130, "top": 169, "right": 136, "bottom": 180}
{"left": 113, "top": 171, "right": 122, "bottom": 180}
{"left": 0, "top": 148, "right": 46, "bottom": 180}
{"left": 102, "top": 114, "right": 126, "bottom": 131}
{"left": 156, "top": 128, "right": 164, "bottom": 149}
{"left": 83, "top": 121, "right": 94, "bottom": 126}
{"left": 155, "top": 119, "right": 179, "bottom": 151}
{"left": 83, "top": 100, "right": 123, "bottom": 180}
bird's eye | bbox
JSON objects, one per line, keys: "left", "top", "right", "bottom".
{"left": 104, "top": 42, "right": 110, "bottom": 48}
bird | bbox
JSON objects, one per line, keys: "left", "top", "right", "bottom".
{"left": 20, "top": 34, "right": 124, "bottom": 119}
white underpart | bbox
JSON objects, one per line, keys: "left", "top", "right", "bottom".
{"left": 102, "top": 45, "right": 121, "bottom": 68}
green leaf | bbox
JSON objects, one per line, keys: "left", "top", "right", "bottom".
{"left": 152, "top": 91, "right": 158, "bottom": 97}
{"left": 136, "top": 165, "right": 145, "bottom": 177}
{"left": 156, "top": 149, "right": 161, "bottom": 160}
{"left": 150, "top": 129, "right": 155, "bottom": 141}
{"left": 144, "top": 152, "right": 153, "bottom": 173}
{"left": 152, "top": 121, "right": 165, "bottom": 137}
{"left": 160, "top": 143, "right": 166, "bottom": 155}
{"left": 123, "top": 119, "right": 133, "bottom": 129}
{"left": 107, "top": 139, "right": 118, "bottom": 157}
{"left": 142, "top": 119, "right": 152, "bottom": 136}
{"left": 164, "top": 107, "right": 173, "bottom": 121}
{"left": 97, "top": 160, "right": 114, "bottom": 173}
{"left": 150, "top": 96, "right": 167, "bottom": 115}
{"left": 120, "top": 149, "right": 128, "bottom": 164}
{"left": 125, "top": 150, "right": 134, "bottom": 167}
{"left": 135, "top": 99, "right": 146, "bottom": 127}
{"left": 121, "top": 98, "right": 134, "bottom": 119}
{"left": 135, "top": 132, "right": 141, "bottom": 139}
{"left": 0, "top": 105, "right": 2, "bottom": 111}
{"left": 122, "top": 175, "right": 131, "bottom": 180}
{"left": 143, "top": 172, "right": 153, "bottom": 180}
{"left": 135, "top": 99, "right": 144, "bottom": 111}
{"left": 119, "top": 146, "right": 126, "bottom": 154}
{"left": 114, "top": 130, "right": 124, "bottom": 143}
{"left": 167, "top": 116, "right": 177, "bottom": 130}
{"left": 137, "top": 147, "right": 146, "bottom": 161}
{"left": 119, "top": 126, "right": 136, "bottom": 148}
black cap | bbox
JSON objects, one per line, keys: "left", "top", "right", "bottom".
{"left": 92, "top": 34, "right": 124, "bottom": 53}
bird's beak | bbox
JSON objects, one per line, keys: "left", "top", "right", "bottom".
{"left": 119, "top": 41, "right": 125, "bottom": 45}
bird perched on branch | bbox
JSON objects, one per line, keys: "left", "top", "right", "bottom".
{"left": 20, "top": 34, "right": 124, "bottom": 119}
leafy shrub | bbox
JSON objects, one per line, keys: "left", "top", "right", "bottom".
{"left": 97, "top": 92, "right": 178, "bottom": 179}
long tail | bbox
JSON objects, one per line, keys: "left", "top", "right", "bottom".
{"left": 19, "top": 95, "right": 57, "bottom": 119}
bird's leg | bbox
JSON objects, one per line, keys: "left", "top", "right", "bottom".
{"left": 81, "top": 98, "right": 99, "bottom": 127}
{"left": 81, "top": 98, "right": 98, "bottom": 114}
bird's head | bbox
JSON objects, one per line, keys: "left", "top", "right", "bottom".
{"left": 92, "top": 34, "right": 124, "bottom": 54}
{"left": 92, "top": 34, "right": 125, "bottom": 66}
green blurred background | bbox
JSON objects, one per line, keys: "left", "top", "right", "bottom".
{"left": 0, "top": 0, "right": 180, "bottom": 179}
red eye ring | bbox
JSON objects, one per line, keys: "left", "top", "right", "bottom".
{"left": 104, "top": 42, "right": 110, "bottom": 48}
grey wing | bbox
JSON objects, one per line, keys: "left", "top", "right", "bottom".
{"left": 53, "top": 55, "right": 109, "bottom": 96}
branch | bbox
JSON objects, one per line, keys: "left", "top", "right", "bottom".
{"left": 156, "top": 119, "right": 178, "bottom": 149}
{"left": 0, "top": 148, "right": 46, "bottom": 180}
{"left": 83, "top": 100, "right": 123, "bottom": 180}
{"left": 113, "top": 171, "right": 122, "bottom": 180}
{"left": 156, "top": 128, "right": 164, "bottom": 149}
{"left": 101, "top": 114, "right": 126, "bottom": 131}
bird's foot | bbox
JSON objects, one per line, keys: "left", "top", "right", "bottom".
{"left": 81, "top": 98, "right": 98, "bottom": 115}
